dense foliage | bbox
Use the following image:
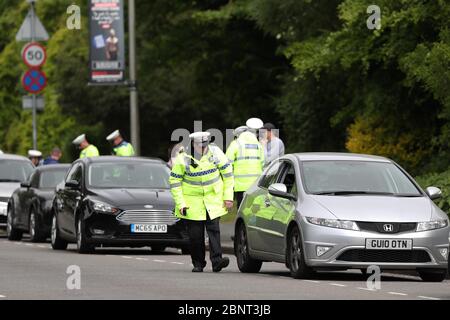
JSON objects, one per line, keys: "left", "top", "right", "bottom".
{"left": 1, "top": 1, "right": 450, "bottom": 210}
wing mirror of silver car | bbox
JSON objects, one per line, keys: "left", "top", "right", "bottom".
{"left": 20, "top": 181, "right": 31, "bottom": 189}
{"left": 268, "top": 183, "right": 297, "bottom": 201}
{"left": 426, "top": 186, "right": 442, "bottom": 201}
{"left": 65, "top": 180, "right": 80, "bottom": 190}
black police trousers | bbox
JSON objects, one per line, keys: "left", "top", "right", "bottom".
{"left": 235, "top": 191, "right": 244, "bottom": 209}
{"left": 185, "top": 213, "right": 222, "bottom": 269}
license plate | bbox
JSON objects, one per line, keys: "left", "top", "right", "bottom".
{"left": 130, "top": 224, "right": 167, "bottom": 233}
{"left": 366, "top": 239, "right": 413, "bottom": 250}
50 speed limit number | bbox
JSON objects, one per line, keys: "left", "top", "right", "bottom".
{"left": 22, "top": 42, "right": 47, "bottom": 68}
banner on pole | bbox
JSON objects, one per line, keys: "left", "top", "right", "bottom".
{"left": 89, "top": 0, "right": 125, "bottom": 84}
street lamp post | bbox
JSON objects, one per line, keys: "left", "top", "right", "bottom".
{"left": 128, "top": 0, "right": 140, "bottom": 155}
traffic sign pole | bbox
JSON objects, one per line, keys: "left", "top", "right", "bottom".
{"left": 31, "top": 0, "right": 37, "bottom": 150}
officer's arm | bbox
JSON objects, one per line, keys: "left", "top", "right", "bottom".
{"left": 169, "top": 155, "right": 187, "bottom": 209}
{"left": 216, "top": 149, "right": 234, "bottom": 201}
{"left": 259, "top": 142, "right": 265, "bottom": 169}
{"left": 225, "top": 140, "right": 237, "bottom": 163}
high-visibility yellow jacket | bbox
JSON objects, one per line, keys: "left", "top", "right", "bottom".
{"left": 169, "top": 145, "right": 234, "bottom": 221}
{"left": 80, "top": 144, "right": 100, "bottom": 159}
{"left": 226, "top": 131, "right": 264, "bottom": 192}
{"left": 113, "top": 141, "right": 135, "bottom": 156}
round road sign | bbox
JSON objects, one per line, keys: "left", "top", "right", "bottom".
{"left": 22, "top": 69, "right": 47, "bottom": 94}
{"left": 22, "top": 42, "right": 47, "bottom": 68}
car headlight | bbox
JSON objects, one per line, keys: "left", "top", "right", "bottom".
{"left": 416, "top": 220, "right": 448, "bottom": 232}
{"left": 306, "top": 217, "right": 359, "bottom": 231}
{"left": 90, "top": 200, "right": 119, "bottom": 214}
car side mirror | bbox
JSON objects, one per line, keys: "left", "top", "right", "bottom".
{"left": 20, "top": 182, "right": 31, "bottom": 189}
{"left": 268, "top": 183, "right": 297, "bottom": 201}
{"left": 426, "top": 186, "right": 442, "bottom": 201}
{"left": 65, "top": 180, "right": 80, "bottom": 190}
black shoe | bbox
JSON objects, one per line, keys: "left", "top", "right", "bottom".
{"left": 192, "top": 266, "right": 203, "bottom": 272}
{"left": 213, "top": 257, "right": 230, "bottom": 272}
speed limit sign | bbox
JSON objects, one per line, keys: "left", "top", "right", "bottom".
{"left": 22, "top": 42, "right": 47, "bottom": 68}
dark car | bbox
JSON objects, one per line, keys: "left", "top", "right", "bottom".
{"left": 0, "top": 154, "right": 34, "bottom": 229}
{"left": 7, "top": 164, "right": 70, "bottom": 242}
{"left": 51, "top": 156, "right": 190, "bottom": 254}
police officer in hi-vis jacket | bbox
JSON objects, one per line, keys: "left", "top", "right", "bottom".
{"left": 169, "top": 132, "right": 234, "bottom": 272}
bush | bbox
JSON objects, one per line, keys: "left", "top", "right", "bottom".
{"left": 415, "top": 170, "right": 450, "bottom": 215}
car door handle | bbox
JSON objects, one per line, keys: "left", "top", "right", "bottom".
{"left": 264, "top": 198, "right": 271, "bottom": 207}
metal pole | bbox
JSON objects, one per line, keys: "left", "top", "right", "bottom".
{"left": 30, "top": 1, "right": 37, "bottom": 150}
{"left": 128, "top": 0, "right": 140, "bottom": 155}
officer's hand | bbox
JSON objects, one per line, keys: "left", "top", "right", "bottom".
{"left": 179, "top": 207, "right": 188, "bottom": 216}
{"left": 223, "top": 201, "right": 234, "bottom": 209}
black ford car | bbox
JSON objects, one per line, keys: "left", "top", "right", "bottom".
{"left": 8, "top": 164, "right": 70, "bottom": 242}
{"left": 51, "top": 156, "right": 189, "bottom": 254}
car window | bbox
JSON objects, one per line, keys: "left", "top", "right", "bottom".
{"left": 277, "top": 162, "right": 297, "bottom": 196}
{"left": 301, "top": 160, "right": 422, "bottom": 195}
{"left": 40, "top": 170, "right": 68, "bottom": 189}
{"left": 0, "top": 159, "right": 34, "bottom": 183}
{"left": 66, "top": 164, "right": 83, "bottom": 184}
{"left": 88, "top": 162, "right": 170, "bottom": 189}
{"left": 258, "top": 161, "right": 282, "bottom": 189}
{"left": 30, "top": 171, "right": 40, "bottom": 188}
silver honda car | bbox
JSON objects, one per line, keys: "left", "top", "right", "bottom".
{"left": 234, "top": 153, "right": 450, "bottom": 282}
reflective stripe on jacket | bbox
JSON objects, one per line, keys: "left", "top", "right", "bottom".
{"left": 169, "top": 145, "right": 234, "bottom": 221}
{"left": 226, "top": 132, "right": 264, "bottom": 192}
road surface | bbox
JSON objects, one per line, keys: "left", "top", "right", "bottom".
{"left": 0, "top": 235, "right": 449, "bottom": 300}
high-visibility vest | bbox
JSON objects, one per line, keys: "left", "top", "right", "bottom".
{"left": 169, "top": 145, "right": 234, "bottom": 221}
{"left": 113, "top": 141, "right": 135, "bottom": 156}
{"left": 80, "top": 144, "right": 100, "bottom": 159}
{"left": 226, "top": 131, "right": 264, "bottom": 192}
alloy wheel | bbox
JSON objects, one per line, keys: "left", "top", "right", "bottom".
{"left": 51, "top": 215, "right": 57, "bottom": 245}
{"left": 6, "top": 206, "right": 12, "bottom": 237}
{"left": 290, "top": 230, "right": 302, "bottom": 272}
{"left": 30, "top": 211, "right": 36, "bottom": 238}
{"left": 237, "top": 225, "right": 248, "bottom": 265}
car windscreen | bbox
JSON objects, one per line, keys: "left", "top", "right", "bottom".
{"left": 0, "top": 159, "right": 34, "bottom": 183}
{"left": 39, "top": 170, "right": 68, "bottom": 189}
{"left": 302, "top": 160, "right": 422, "bottom": 196}
{"left": 88, "top": 162, "right": 170, "bottom": 189}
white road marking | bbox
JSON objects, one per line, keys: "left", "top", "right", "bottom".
{"left": 37, "top": 245, "right": 46, "bottom": 248}
{"left": 388, "top": 292, "right": 408, "bottom": 296}
{"left": 121, "top": 256, "right": 133, "bottom": 259}
{"left": 171, "top": 262, "right": 184, "bottom": 265}
{"left": 418, "top": 296, "right": 441, "bottom": 300}
{"left": 25, "top": 244, "right": 33, "bottom": 246}
{"left": 302, "top": 280, "right": 321, "bottom": 284}
{"left": 136, "top": 258, "right": 148, "bottom": 261}
{"left": 153, "top": 259, "right": 166, "bottom": 263}
{"left": 330, "top": 283, "right": 347, "bottom": 287}
{"left": 357, "top": 287, "right": 376, "bottom": 291}
{"left": 0, "top": 295, "right": 6, "bottom": 298}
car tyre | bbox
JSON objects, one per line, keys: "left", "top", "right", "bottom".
{"left": 151, "top": 245, "right": 166, "bottom": 253}
{"left": 29, "top": 208, "right": 46, "bottom": 242}
{"left": 7, "top": 203, "right": 23, "bottom": 241}
{"left": 76, "top": 215, "right": 95, "bottom": 254}
{"left": 418, "top": 269, "right": 447, "bottom": 282}
{"left": 287, "top": 226, "right": 314, "bottom": 279}
{"left": 181, "top": 247, "right": 190, "bottom": 255}
{"left": 234, "top": 222, "right": 262, "bottom": 273}
{"left": 51, "top": 213, "right": 68, "bottom": 250}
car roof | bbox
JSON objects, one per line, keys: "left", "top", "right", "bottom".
{"left": 78, "top": 156, "right": 167, "bottom": 165}
{"left": 293, "top": 152, "right": 391, "bottom": 163}
{"left": 0, "top": 153, "right": 32, "bottom": 162}
{"left": 35, "top": 164, "right": 71, "bottom": 172}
